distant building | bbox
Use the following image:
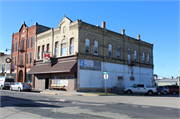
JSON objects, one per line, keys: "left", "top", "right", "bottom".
{"left": 155, "top": 76, "right": 179, "bottom": 86}
{"left": 0, "top": 52, "right": 11, "bottom": 76}
{"left": 28, "top": 15, "right": 154, "bottom": 92}
{"left": 11, "top": 22, "right": 50, "bottom": 88}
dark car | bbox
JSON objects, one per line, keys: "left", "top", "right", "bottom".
{"left": 157, "top": 86, "right": 169, "bottom": 94}
{"left": 156, "top": 87, "right": 164, "bottom": 95}
{"left": 165, "top": 85, "right": 179, "bottom": 94}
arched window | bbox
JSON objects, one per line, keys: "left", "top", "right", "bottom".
{"left": 70, "top": 38, "right": 74, "bottom": 54}
{"left": 142, "top": 52, "right": 145, "bottom": 63}
{"left": 94, "top": 41, "right": 98, "bottom": 55}
{"left": 134, "top": 50, "right": 136, "bottom": 61}
{"left": 61, "top": 39, "right": 66, "bottom": 56}
{"left": 117, "top": 46, "right": 120, "bottom": 59}
{"left": 55, "top": 42, "right": 59, "bottom": 57}
{"left": 85, "top": 39, "right": 90, "bottom": 54}
{"left": 46, "top": 44, "right": 50, "bottom": 53}
{"left": 108, "top": 44, "right": 112, "bottom": 57}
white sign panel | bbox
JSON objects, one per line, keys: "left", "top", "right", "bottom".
{"left": 84, "top": 60, "right": 94, "bottom": 67}
{"left": 104, "top": 73, "right": 108, "bottom": 80}
{"left": 61, "top": 80, "right": 68, "bottom": 86}
{"left": 43, "top": 53, "right": 50, "bottom": 63}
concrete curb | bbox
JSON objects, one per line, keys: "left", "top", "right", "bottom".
{"left": 40, "top": 92, "right": 99, "bottom": 96}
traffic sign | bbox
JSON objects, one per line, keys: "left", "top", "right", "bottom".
{"left": 104, "top": 73, "right": 108, "bottom": 80}
{"left": 103, "top": 71, "right": 109, "bottom": 74}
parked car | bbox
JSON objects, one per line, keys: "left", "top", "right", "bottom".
{"left": 165, "top": 85, "right": 179, "bottom": 94}
{"left": 156, "top": 86, "right": 165, "bottom": 95}
{"left": 0, "top": 76, "right": 15, "bottom": 90}
{"left": 123, "top": 84, "right": 157, "bottom": 95}
{"left": 156, "top": 86, "right": 169, "bottom": 94}
{"left": 10, "top": 82, "right": 31, "bottom": 92}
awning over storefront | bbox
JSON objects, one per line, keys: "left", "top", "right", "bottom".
{"left": 28, "top": 61, "right": 77, "bottom": 74}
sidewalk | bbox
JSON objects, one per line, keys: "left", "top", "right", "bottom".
{"left": 31, "top": 89, "right": 99, "bottom": 96}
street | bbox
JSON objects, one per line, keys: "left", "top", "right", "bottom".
{"left": 0, "top": 90, "right": 180, "bottom": 119}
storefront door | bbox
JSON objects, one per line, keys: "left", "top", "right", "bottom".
{"left": 45, "top": 78, "right": 49, "bottom": 89}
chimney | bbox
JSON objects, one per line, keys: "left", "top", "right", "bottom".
{"left": 121, "top": 29, "right": 125, "bottom": 35}
{"left": 34, "top": 22, "right": 38, "bottom": 25}
{"left": 171, "top": 76, "right": 173, "bottom": 79}
{"left": 137, "top": 35, "right": 140, "bottom": 40}
{"left": 102, "top": 21, "right": 106, "bottom": 28}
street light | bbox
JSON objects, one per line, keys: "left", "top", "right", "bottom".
{"left": 5, "top": 48, "right": 11, "bottom": 52}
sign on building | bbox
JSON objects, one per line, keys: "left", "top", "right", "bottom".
{"left": 43, "top": 53, "right": 50, "bottom": 63}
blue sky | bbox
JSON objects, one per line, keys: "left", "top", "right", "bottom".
{"left": 0, "top": 0, "right": 179, "bottom": 78}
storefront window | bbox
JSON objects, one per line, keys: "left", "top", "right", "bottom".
{"left": 26, "top": 74, "right": 32, "bottom": 83}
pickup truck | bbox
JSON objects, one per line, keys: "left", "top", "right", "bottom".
{"left": 123, "top": 84, "right": 157, "bottom": 95}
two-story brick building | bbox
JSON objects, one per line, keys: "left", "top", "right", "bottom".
{"left": 11, "top": 22, "right": 50, "bottom": 88}
{"left": 28, "top": 15, "right": 154, "bottom": 92}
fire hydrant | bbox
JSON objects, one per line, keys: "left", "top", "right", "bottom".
{"left": 110, "top": 88, "right": 113, "bottom": 93}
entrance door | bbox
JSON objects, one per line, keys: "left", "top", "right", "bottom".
{"left": 45, "top": 78, "right": 49, "bottom": 89}
{"left": 18, "top": 70, "right": 23, "bottom": 82}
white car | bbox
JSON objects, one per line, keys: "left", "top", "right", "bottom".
{"left": 10, "top": 82, "right": 32, "bottom": 92}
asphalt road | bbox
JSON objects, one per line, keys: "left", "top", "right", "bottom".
{"left": 0, "top": 90, "right": 179, "bottom": 119}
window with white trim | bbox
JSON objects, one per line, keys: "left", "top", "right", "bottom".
{"left": 37, "top": 46, "right": 40, "bottom": 59}
{"left": 94, "top": 41, "right": 98, "bottom": 55}
{"left": 41, "top": 45, "right": 45, "bottom": 59}
{"left": 108, "top": 44, "right": 112, "bottom": 57}
{"left": 117, "top": 46, "right": 120, "bottom": 59}
{"left": 147, "top": 54, "right": 149, "bottom": 64}
{"left": 85, "top": 39, "right": 90, "bottom": 54}
{"left": 61, "top": 39, "right": 66, "bottom": 56}
{"left": 47, "top": 44, "right": 50, "bottom": 53}
{"left": 70, "top": 38, "right": 74, "bottom": 54}
{"left": 55, "top": 42, "right": 59, "bottom": 57}
{"left": 142, "top": 52, "right": 145, "bottom": 63}
{"left": 134, "top": 50, "right": 136, "bottom": 61}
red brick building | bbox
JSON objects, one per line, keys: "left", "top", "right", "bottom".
{"left": 11, "top": 22, "right": 50, "bottom": 88}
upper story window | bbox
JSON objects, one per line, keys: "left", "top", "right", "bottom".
{"left": 27, "top": 54, "right": 29, "bottom": 64}
{"left": 37, "top": 46, "right": 40, "bottom": 59}
{"left": 13, "top": 43, "right": 15, "bottom": 52}
{"left": 31, "top": 37, "right": 34, "bottom": 48}
{"left": 108, "top": 44, "right": 112, "bottom": 57}
{"left": 47, "top": 44, "right": 50, "bottom": 53}
{"left": 30, "top": 53, "right": 33, "bottom": 64}
{"left": 61, "top": 39, "right": 66, "bottom": 56}
{"left": 142, "top": 52, "right": 145, "bottom": 63}
{"left": 41, "top": 45, "right": 45, "bottom": 59}
{"left": 128, "top": 49, "right": 130, "bottom": 62}
{"left": 117, "top": 46, "right": 120, "bottom": 59}
{"left": 70, "top": 38, "right": 74, "bottom": 54}
{"left": 15, "top": 56, "right": 17, "bottom": 65}
{"left": 55, "top": 42, "right": 59, "bottom": 57}
{"left": 134, "top": 50, "right": 137, "bottom": 61}
{"left": 16, "top": 42, "right": 18, "bottom": 51}
{"left": 21, "top": 40, "right": 24, "bottom": 50}
{"left": 147, "top": 54, "right": 149, "bottom": 64}
{"left": 28, "top": 38, "right": 30, "bottom": 48}
{"left": 94, "top": 41, "right": 98, "bottom": 55}
{"left": 85, "top": 39, "right": 90, "bottom": 54}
